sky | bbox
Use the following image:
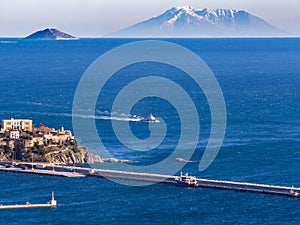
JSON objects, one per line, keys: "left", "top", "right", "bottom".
{"left": 0, "top": 0, "right": 300, "bottom": 37}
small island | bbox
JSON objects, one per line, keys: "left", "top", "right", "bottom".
{"left": 0, "top": 118, "right": 101, "bottom": 165}
{"left": 24, "top": 28, "right": 79, "bottom": 40}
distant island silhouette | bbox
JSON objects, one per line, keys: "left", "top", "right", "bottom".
{"left": 24, "top": 28, "right": 79, "bottom": 40}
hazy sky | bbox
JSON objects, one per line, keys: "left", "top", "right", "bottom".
{"left": 1, "top": 0, "right": 299, "bottom": 37}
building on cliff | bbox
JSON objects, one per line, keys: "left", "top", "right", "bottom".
{"left": 9, "top": 130, "right": 20, "bottom": 139}
{"left": 0, "top": 118, "right": 81, "bottom": 162}
{"left": 0, "top": 118, "right": 74, "bottom": 147}
{"left": 2, "top": 118, "right": 33, "bottom": 131}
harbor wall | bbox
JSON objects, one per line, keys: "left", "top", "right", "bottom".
{"left": 0, "top": 162, "right": 299, "bottom": 198}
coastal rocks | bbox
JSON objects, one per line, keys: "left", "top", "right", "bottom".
{"left": 104, "top": 158, "right": 134, "bottom": 163}
{"left": 84, "top": 152, "right": 104, "bottom": 164}
{"left": 0, "top": 137, "right": 103, "bottom": 165}
{"left": 48, "top": 149, "right": 103, "bottom": 165}
{"left": 0, "top": 150, "right": 11, "bottom": 161}
{"left": 175, "top": 158, "right": 193, "bottom": 163}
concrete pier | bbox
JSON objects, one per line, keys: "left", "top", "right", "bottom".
{"left": 0, "top": 165, "right": 86, "bottom": 178}
{"left": 90, "top": 169, "right": 177, "bottom": 184}
{"left": 194, "top": 177, "right": 300, "bottom": 197}
{"left": 90, "top": 169, "right": 300, "bottom": 197}
{"left": 0, "top": 162, "right": 299, "bottom": 198}
{"left": 0, "top": 192, "right": 57, "bottom": 210}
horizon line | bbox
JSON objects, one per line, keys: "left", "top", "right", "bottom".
{"left": 1, "top": 35, "right": 300, "bottom": 39}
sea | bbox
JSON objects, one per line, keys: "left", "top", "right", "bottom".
{"left": 0, "top": 38, "right": 299, "bottom": 224}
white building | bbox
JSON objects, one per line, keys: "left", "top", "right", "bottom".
{"left": 10, "top": 130, "right": 20, "bottom": 139}
{"left": 2, "top": 118, "right": 33, "bottom": 131}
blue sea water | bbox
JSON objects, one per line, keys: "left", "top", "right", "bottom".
{"left": 0, "top": 38, "right": 299, "bottom": 224}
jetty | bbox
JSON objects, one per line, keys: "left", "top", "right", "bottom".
{"left": 0, "top": 164, "right": 86, "bottom": 178}
{"left": 89, "top": 169, "right": 300, "bottom": 198}
{"left": 195, "top": 177, "right": 300, "bottom": 197}
{"left": 0, "top": 192, "right": 57, "bottom": 210}
{"left": 175, "top": 172, "right": 300, "bottom": 197}
{"left": 0, "top": 162, "right": 299, "bottom": 198}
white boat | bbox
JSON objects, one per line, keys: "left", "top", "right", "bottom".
{"left": 141, "top": 114, "right": 160, "bottom": 123}
{"left": 289, "top": 187, "right": 300, "bottom": 197}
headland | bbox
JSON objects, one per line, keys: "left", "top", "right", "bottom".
{"left": 0, "top": 118, "right": 102, "bottom": 165}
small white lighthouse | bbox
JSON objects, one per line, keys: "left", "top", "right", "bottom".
{"left": 50, "top": 191, "right": 57, "bottom": 208}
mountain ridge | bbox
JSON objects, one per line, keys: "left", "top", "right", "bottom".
{"left": 109, "top": 6, "right": 285, "bottom": 37}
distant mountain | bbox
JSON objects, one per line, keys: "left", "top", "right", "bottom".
{"left": 24, "top": 28, "right": 78, "bottom": 40}
{"left": 109, "top": 6, "right": 285, "bottom": 37}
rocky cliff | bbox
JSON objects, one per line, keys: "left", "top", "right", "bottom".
{"left": 0, "top": 138, "right": 103, "bottom": 165}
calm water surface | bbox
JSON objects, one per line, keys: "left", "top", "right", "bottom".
{"left": 0, "top": 38, "right": 299, "bottom": 224}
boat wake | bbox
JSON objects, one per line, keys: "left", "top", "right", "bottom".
{"left": 71, "top": 113, "right": 142, "bottom": 122}
{"left": 5, "top": 109, "right": 159, "bottom": 123}
{"left": 73, "top": 111, "right": 159, "bottom": 123}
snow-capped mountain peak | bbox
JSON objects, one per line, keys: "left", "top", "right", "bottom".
{"left": 109, "top": 6, "right": 285, "bottom": 37}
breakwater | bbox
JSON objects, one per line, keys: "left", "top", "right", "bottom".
{"left": 0, "top": 162, "right": 299, "bottom": 198}
{"left": 194, "top": 177, "right": 300, "bottom": 197}
{"left": 0, "top": 192, "right": 57, "bottom": 210}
